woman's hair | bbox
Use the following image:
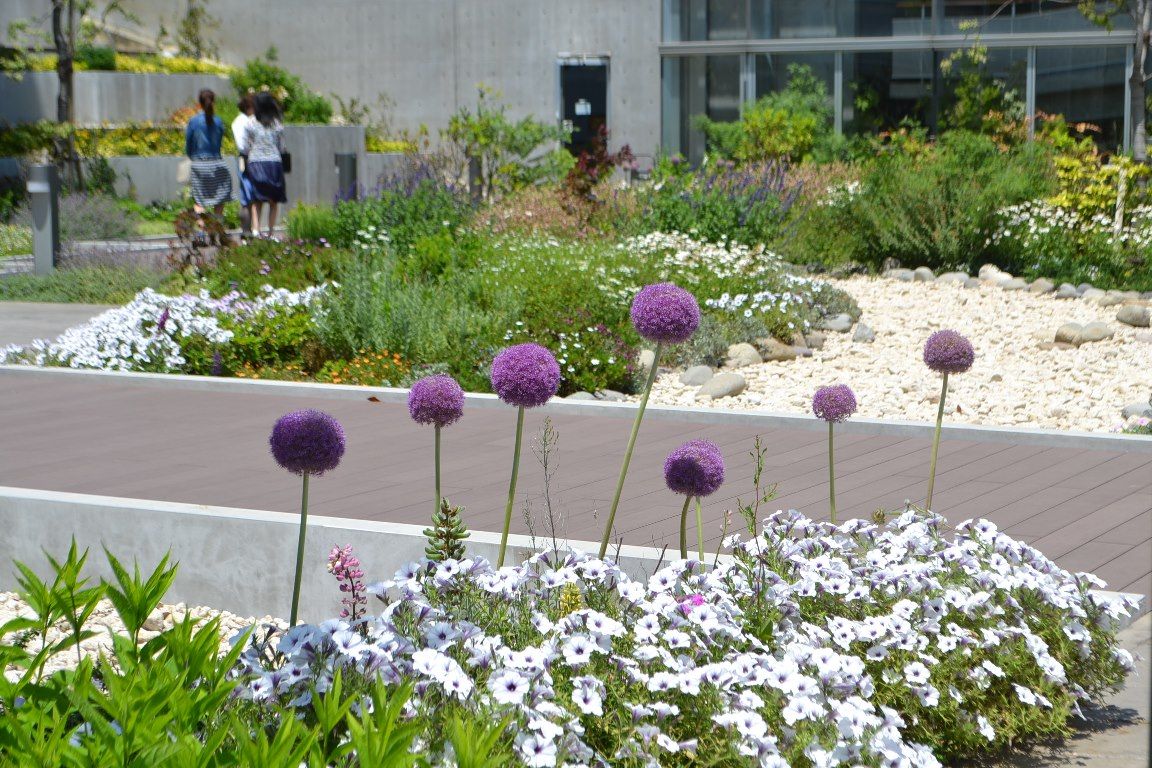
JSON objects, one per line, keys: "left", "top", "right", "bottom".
{"left": 198, "top": 88, "right": 216, "bottom": 110}
{"left": 237, "top": 93, "right": 255, "bottom": 114}
{"left": 253, "top": 91, "right": 282, "bottom": 128}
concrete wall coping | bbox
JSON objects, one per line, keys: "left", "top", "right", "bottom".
{"left": 3, "top": 364, "right": 1150, "bottom": 453}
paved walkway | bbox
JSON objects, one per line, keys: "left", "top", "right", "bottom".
{"left": 2, "top": 368, "right": 1149, "bottom": 599}
{"left": 0, "top": 302, "right": 114, "bottom": 347}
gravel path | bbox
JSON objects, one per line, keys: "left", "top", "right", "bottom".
{"left": 647, "top": 277, "right": 1151, "bottom": 433}
{"left": 0, "top": 592, "right": 282, "bottom": 677}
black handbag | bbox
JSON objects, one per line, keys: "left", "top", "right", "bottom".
{"left": 281, "top": 151, "right": 292, "bottom": 174}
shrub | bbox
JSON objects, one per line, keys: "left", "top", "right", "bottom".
{"left": 230, "top": 49, "right": 332, "bottom": 125}
{"left": 0, "top": 223, "right": 32, "bottom": 258}
{"left": 191, "top": 239, "right": 345, "bottom": 296}
{"left": 286, "top": 203, "right": 338, "bottom": 243}
{"left": 827, "top": 131, "right": 1054, "bottom": 272}
{"left": 0, "top": 266, "right": 166, "bottom": 304}
{"left": 332, "top": 178, "right": 472, "bottom": 255}
{"left": 74, "top": 43, "right": 116, "bottom": 71}
{"left": 641, "top": 160, "right": 802, "bottom": 247}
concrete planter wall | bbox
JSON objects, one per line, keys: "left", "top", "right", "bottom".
{"left": 0, "top": 486, "right": 668, "bottom": 624}
{"left": 0, "top": 72, "right": 233, "bottom": 125}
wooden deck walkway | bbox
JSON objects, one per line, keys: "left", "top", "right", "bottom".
{"left": 2, "top": 369, "right": 1149, "bottom": 598}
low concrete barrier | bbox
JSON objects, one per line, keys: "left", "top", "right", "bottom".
{"left": 0, "top": 486, "right": 670, "bottom": 624}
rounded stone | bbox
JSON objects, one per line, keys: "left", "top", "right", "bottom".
{"left": 725, "top": 342, "right": 763, "bottom": 368}
{"left": 1054, "top": 323, "right": 1083, "bottom": 346}
{"left": 754, "top": 338, "right": 798, "bottom": 362}
{"left": 1078, "top": 322, "right": 1115, "bottom": 344}
{"left": 695, "top": 373, "right": 747, "bottom": 400}
{"left": 818, "top": 313, "right": 853, "bottom": 333}
{"left": 885, "top": 268, "right": 915, "bottom": 282}
{"left": 936, "top": 271, "right": 969, "bottom": 285}
{"left": 679, "top": 365, "right": 715, "bottom": 386}
{"left": 1055, "top": 283, "right": 1079, "bottom": 299}
{"left": 1116, "top": 304, "right": 1151, "bottom": 328}
{"left": 1028, "top": 278, "right": 1055, "bottom": 294}
{"left": 852, "top": 323, "right": 876, "bottom": 343}
{"left": 913, "top": 266, "right": 935, "bottom": 282}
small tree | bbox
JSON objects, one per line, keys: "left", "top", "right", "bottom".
{"left": 175, "top": 0, "right": 220, "bottom": 60}
{"left": 1079, "top": 0, "right": 1151, "bottom": 162}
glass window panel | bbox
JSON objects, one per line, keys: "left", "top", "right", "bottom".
{"left": 941, "top": 1, "right": 1132, "bottom": 34}
{"left": 754, "top": 52, "right": 835, "bottom": 101}
{"left": 1035, "top": 46, "right": 1128, "bottom": 150}
{"left": 751, "top": 0, "right": 931, "bottom": 38}
{"left": 843, "top": 50, "right": 934, "bottom": 134}
{"left": 664, "top": 0, "right": 748, "bottom": 42}
{"left": 937, "top": 47, "right": 1028, "bottom": 130}
{"left": 662, "top": 55, "right": 743, "bottom": 162}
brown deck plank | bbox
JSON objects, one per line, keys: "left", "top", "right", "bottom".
{"left": 1, "top": 372, "right": 1149, "bottom": 600}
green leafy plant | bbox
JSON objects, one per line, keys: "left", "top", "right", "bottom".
{"left": 425, "top": 498, "right": 472, "bottom": 562}
{"left": 287, "top": 203, "right": 338, "bottom": 242}
{"left": 230, "top": 48, "right": 333, "bottom": 124}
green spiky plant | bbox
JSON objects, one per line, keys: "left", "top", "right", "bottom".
{"left": 424, "top": 498, "right": 471, "bottom": 562}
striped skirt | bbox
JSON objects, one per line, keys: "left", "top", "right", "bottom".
{"left": 189, "top": 157, "right": 233, "bottom": 208}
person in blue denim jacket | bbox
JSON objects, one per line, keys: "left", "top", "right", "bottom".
{"left": 185, "top": 89, "right": 232, "bottom": 241}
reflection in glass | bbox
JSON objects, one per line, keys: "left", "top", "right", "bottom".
{"left": 940, "top": 1, "right": 1130, "bottom": 34}
{"left": 938, "top": 47, "right": 1027, "bottom": 131}
{"left": 754, "top": 52, "right": 835, "bottom": 101}
{"left": 662, "top": 55, "right": 742, "bottom": 162}
{"left": 1036, "top": 47, "right": 1128, "bottom": 149}
{"left": 664, "top": 0, "right": 748, "bottom": 42}
{"left": 843, "top": 50, "right": 935, "bottom": 134}
{"left": 752, "top": 0, "right": 931, "bottom": 38}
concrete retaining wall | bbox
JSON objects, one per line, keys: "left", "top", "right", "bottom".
{"left": 0, "top": 486, "right": 668, "bottom": 624}
{"left": 0, "top": 72, "right": 233, "bottom": 125}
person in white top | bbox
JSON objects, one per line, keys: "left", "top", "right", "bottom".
{"left": 231, "top": 93, "right": 256, "bottom": 238}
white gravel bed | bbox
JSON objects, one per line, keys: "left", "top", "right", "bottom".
{"left": 0, "top": 591, "right": 282, "bottom": 677}
{"left": 648, "top": 276, "right": 1151, "bottom": 433}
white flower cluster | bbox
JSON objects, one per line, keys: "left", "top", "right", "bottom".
{"left": 620, "top": 231, "right": 791, "bottom": 286}
{"left": 0, "top": 286, "right": 324, "bottom": 372}
{"left": 988, "top": 200, "right": 1152, "bottom": 252}
{"left": 817, "top": 181, "right": 862, "bottom": 208}
{"left": 235, "top": 509, "right": 1136, "bottom": 767}
{"left": 353, "top": 225, "right": 391, "bottom": 252}
{"left": 704, "top": 277, "right": 815, "bottom": 328}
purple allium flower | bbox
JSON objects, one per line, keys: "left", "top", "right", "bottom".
{"left": 630, "top": 283, "right": 700, "bottom": 345}
{"left": 923, "top": 330, "right": 975, "bottom": 374}
{"left": 270, "top": 409, "right": 346, "bottom": 476}
{"left": 490, "top": 343, "right": 561, "bottom": 408}
{"left": 812, "top": 384, "right": 857, "bottom": 423}
{"left": 408, "top": 374, "right": 465, "bottom": 428}
{"left": 664, "top": 439, "right": 725, "bottom": 497}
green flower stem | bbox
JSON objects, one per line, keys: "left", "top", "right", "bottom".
{"left": 678, "top": 495, "right": 692, "bottom": 559}
{"left": 926, "top": 372, "right": 949, "bottom": 511}
{"left": 599, "top": 342, "right": 663, "bottom": 559}
{"left": 497, "top": 406, "right": 526, "bottom": 568}
{"left": 828, "top": 421, "right": 837, "bottom": 525}
{"left": 434, "top": 424, "right": 442, "bottom": 518}
{"left": 289, "top": 471, "right": 310, "bottom": 626}
{"left": 695, "top": 497, "right": 705, "bottom": 561}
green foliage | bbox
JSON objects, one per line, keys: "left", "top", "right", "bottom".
{"left": 939, "top": 32, "right": 1025, "bottom": 135}
{"left": 0, "top": 265, "right": 167, "bottom": 303}
{"left": 641, "top": 161, "right": 800, "bottom": 247}
{"left": 311, "top": 251, "right": 516, "bottom": 391}
{"left": 446, "top": 713, "right": 515, "bottom": 768}
{"left": 314, "top": 349, "right": 411, "bottom": 386}
{"left": 230, "top": 48, "right": 333, "bottom": 124}
{"left": 444, "top": 86, "right": 572, "bottom": 199}
{"left": 75, "top": 43, "right": 116, "bottom": 71}
{"left": 0, "top": 224, "right": 32, "bottom": 258}
{"left": 332, "top": 179, "right": 473, "bottom": 255}
{"left": 809, "top": 131, "right": 1055, "bottom": 272}
{"left": 425, "top": 498, "right": 472, "bottom": 562}
{"left": 695, "top": 65, "right": 834, "bottom": 163}
{"left": 287, "top": 203, "right": 339, "bottom": 243}
{"left": 188, "top": 239, "right": 346, "bottom": 296}
{"left": 27, "top": 52, "right": 234, "bottom": 75}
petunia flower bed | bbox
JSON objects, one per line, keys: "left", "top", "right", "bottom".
{"left": 231, "top": 510, "right": 1137, "bottom": 768}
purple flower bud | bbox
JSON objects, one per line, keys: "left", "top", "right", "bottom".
{"left": 812, "top": 384, "right": 857, "bottom": 423}
{"left": 630, "top": 283, "right": 700, "bottom": 345}
{"left": 157, "top": 307, "right": 170, "bottom": 333}
{"left": 923, "top": 330, "right": 975, "bottom": 375}
{"left": 490, "top": 343, "right": 561, "bottom": 408}
{"left": 408, "top": 374, "right": 465, "bottom": 428}
{"left": 270, "top": 409, "right": 346, "bottom": 476}
{"left": 664, "top": 439, "right": 725, "bottom": 497}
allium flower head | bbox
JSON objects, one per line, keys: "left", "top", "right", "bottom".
{"left": 270, "top": 409, "right": 345, "bottom": 476}
{"left": 812, "top": 384, "right": 857, "bottom": 423}
{"left": 408, "top": 374, "right": 465, "bottom": 428}
{"left": 630, "top": 283, "right": 701, "bottom": 344}
{"left": 490, "top": 343, "right": 561, "bottom": 408}
{"left": 664, "top": 439, "right": 725, "bottom": 497}
{"left": 923, "top": 330, "right": 975, "bottom": 374}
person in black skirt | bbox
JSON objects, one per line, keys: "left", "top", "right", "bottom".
{"left": 243, "top": 92, "right": 288, "bottom": 239}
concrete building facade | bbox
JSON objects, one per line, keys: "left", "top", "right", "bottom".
{"left": 2, "top": 1, "right": 1142, "bottom": 166}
